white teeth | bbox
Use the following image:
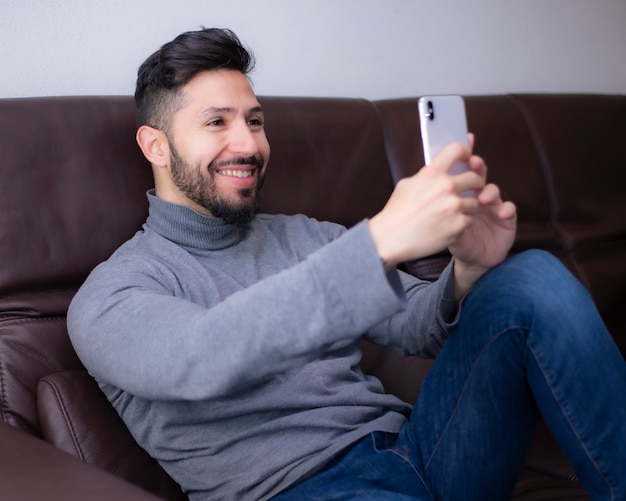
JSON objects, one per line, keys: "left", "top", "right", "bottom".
{"left": 219, "top": 169, "right": 253, "bottom": 178}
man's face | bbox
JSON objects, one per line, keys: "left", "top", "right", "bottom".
{"left": 165, "top": 70, "right": 270, "bottom": 224}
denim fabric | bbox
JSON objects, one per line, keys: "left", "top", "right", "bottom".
{"left": 272, "top": 431, "right": 433, "bottom": 500}
{"left": 273, "top": 250, "right": 626, "bottom": 500}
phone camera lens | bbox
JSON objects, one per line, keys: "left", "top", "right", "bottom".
{"left": 427, "top": 101, "right": 435, "bottom": 120}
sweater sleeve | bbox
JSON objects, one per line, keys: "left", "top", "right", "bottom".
{"left": 68, "top": 222, "right": 394, "bottom": 400}
{"left": 365, "top": 260, "right": 458, "bottom": 358}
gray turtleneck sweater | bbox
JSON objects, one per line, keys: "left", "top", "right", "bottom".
{"left": 67, "top": 191, "right": 457, "bottom": 501}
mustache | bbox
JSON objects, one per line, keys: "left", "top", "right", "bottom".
{"left": 212, "top": 156, "right": 264, "bottom": 170}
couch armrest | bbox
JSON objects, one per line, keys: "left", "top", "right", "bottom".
{"left": 0, "top": 421, "right": 163, "bottom": 500}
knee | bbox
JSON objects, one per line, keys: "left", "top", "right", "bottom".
{"left": 454, "top": 251, "right": 603, "bottom": 354}
{"left": 499, "top": 249, "right": 564, "bottom": 275}
{"left": 484, "top": 250, "right": 576, "bottom": 289}
{"left": 469, "top": 249, "right": 591, "bottom": 314}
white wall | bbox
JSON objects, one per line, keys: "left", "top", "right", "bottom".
{"left": 1, "top": 0, "right": 625, "bottom": 100}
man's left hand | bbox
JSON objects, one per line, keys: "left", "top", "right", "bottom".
{"left": 449, "top": 142, "right": 517, "bottom": 298}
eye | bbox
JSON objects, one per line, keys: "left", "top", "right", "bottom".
{"left": 206, "top": 118, "right": 225, "bottom": 127}
{"left": 248, "top": 117, "right": 264, "bottom": 129}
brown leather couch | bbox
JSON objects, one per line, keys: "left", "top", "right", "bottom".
{"left": 1, "top": 93, "right": 624, "bottom": 499}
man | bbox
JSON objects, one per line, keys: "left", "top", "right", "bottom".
{"left": 67, "top": 28, "right": 626, "bottom": 500}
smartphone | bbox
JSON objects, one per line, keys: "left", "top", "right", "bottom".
{"left": 418, "top": 95, "right": 469, "bottom": 176}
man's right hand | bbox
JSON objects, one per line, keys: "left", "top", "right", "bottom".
{"left": 368, "top": 141, "right": 485, "bottom": 271}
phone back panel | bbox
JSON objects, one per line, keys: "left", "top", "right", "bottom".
{"left": 418, "top": 95, "right": 469, "bottom": 171}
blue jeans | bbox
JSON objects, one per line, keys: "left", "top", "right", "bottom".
{"left": 273, "top": 250, "right": 626, "bottom": 500}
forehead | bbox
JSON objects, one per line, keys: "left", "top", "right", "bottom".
{"left": 178, "top": 69, "right": 259, "bottom": 118}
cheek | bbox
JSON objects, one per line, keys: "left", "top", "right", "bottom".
{"left": 258, "top": 136, "right": 271, "bottom": 163}
{"left": 182, "top": 135, "right": 226, "bottom": 166}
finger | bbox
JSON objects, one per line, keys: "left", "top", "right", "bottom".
{"left": 460, "top": 196, "right": 483, "bottom": 215}
{"left": 430, "top": 142, "right": 470, "bottom": 174}
{"left": 460, "top": 168, "right": 486, "bottom": 191}
{"left": 498, "top": 201, "right": 517, "bottom": 220}
{"left": 468, "top": 154, "right": 487, "bottom": 178}
{"left": 477, "top": 183, "right": 501, "bottom": 204}
{"left": 477, "top": 185, "right": 517, "bottom": 220}
{"left": 468, "top": 132, "right": 475, "bottom": 152}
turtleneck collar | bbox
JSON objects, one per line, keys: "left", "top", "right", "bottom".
{"left": 144, "top": 190, "right": 242, "bottom": 250}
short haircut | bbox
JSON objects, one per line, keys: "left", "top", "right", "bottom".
{"left": 134, "top": 28, "right": 255, "bottom": 132}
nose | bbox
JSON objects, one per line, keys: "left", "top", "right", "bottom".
{"left": 229, "top": 120, "right": 258, "bottom": 156}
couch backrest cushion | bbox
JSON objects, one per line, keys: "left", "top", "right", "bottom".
{"left": 0, "top": 97, "right": 153, "bottom": 299}
{"left": 259, "top": 97, "right": 394, "bottom": 227}
{"left": 512, "top": 94, "right": 626, "bottom": 244}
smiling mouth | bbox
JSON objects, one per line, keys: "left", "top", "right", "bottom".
{"left": 217, "top": 169, "right": 255, "bottom": 178}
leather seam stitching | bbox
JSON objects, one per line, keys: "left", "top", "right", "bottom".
{"left": 40, "top": 377, "right": 87, "bottom": 460}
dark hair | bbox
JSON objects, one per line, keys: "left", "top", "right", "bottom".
{"left": 135, "top": 28, "right": 255, "bottom": 131}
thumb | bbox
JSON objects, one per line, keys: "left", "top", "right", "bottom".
{"left": 429, "top": 142, "right": 470, "bottom": 173}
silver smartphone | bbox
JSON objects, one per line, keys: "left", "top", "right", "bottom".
{"left": 418, "top": 95, "right": 469, "bottom": 176}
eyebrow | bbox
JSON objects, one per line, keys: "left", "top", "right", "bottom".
{"left": 198, "top": 105, "right": 264, "bottom": 120}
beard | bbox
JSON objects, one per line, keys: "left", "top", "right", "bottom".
{"left": 169, "top": 143, "right": 264, "bottom": 225}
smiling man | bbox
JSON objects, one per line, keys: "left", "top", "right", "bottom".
{"left": 68, "top": 28, "right": 626, "bottom": 501}
{"left": 136, "top": 58, "right": 269, "bottom": 224}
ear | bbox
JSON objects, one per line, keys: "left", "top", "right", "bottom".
{"left": 136, "top": 125, "right": 170, "bottom": 168}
